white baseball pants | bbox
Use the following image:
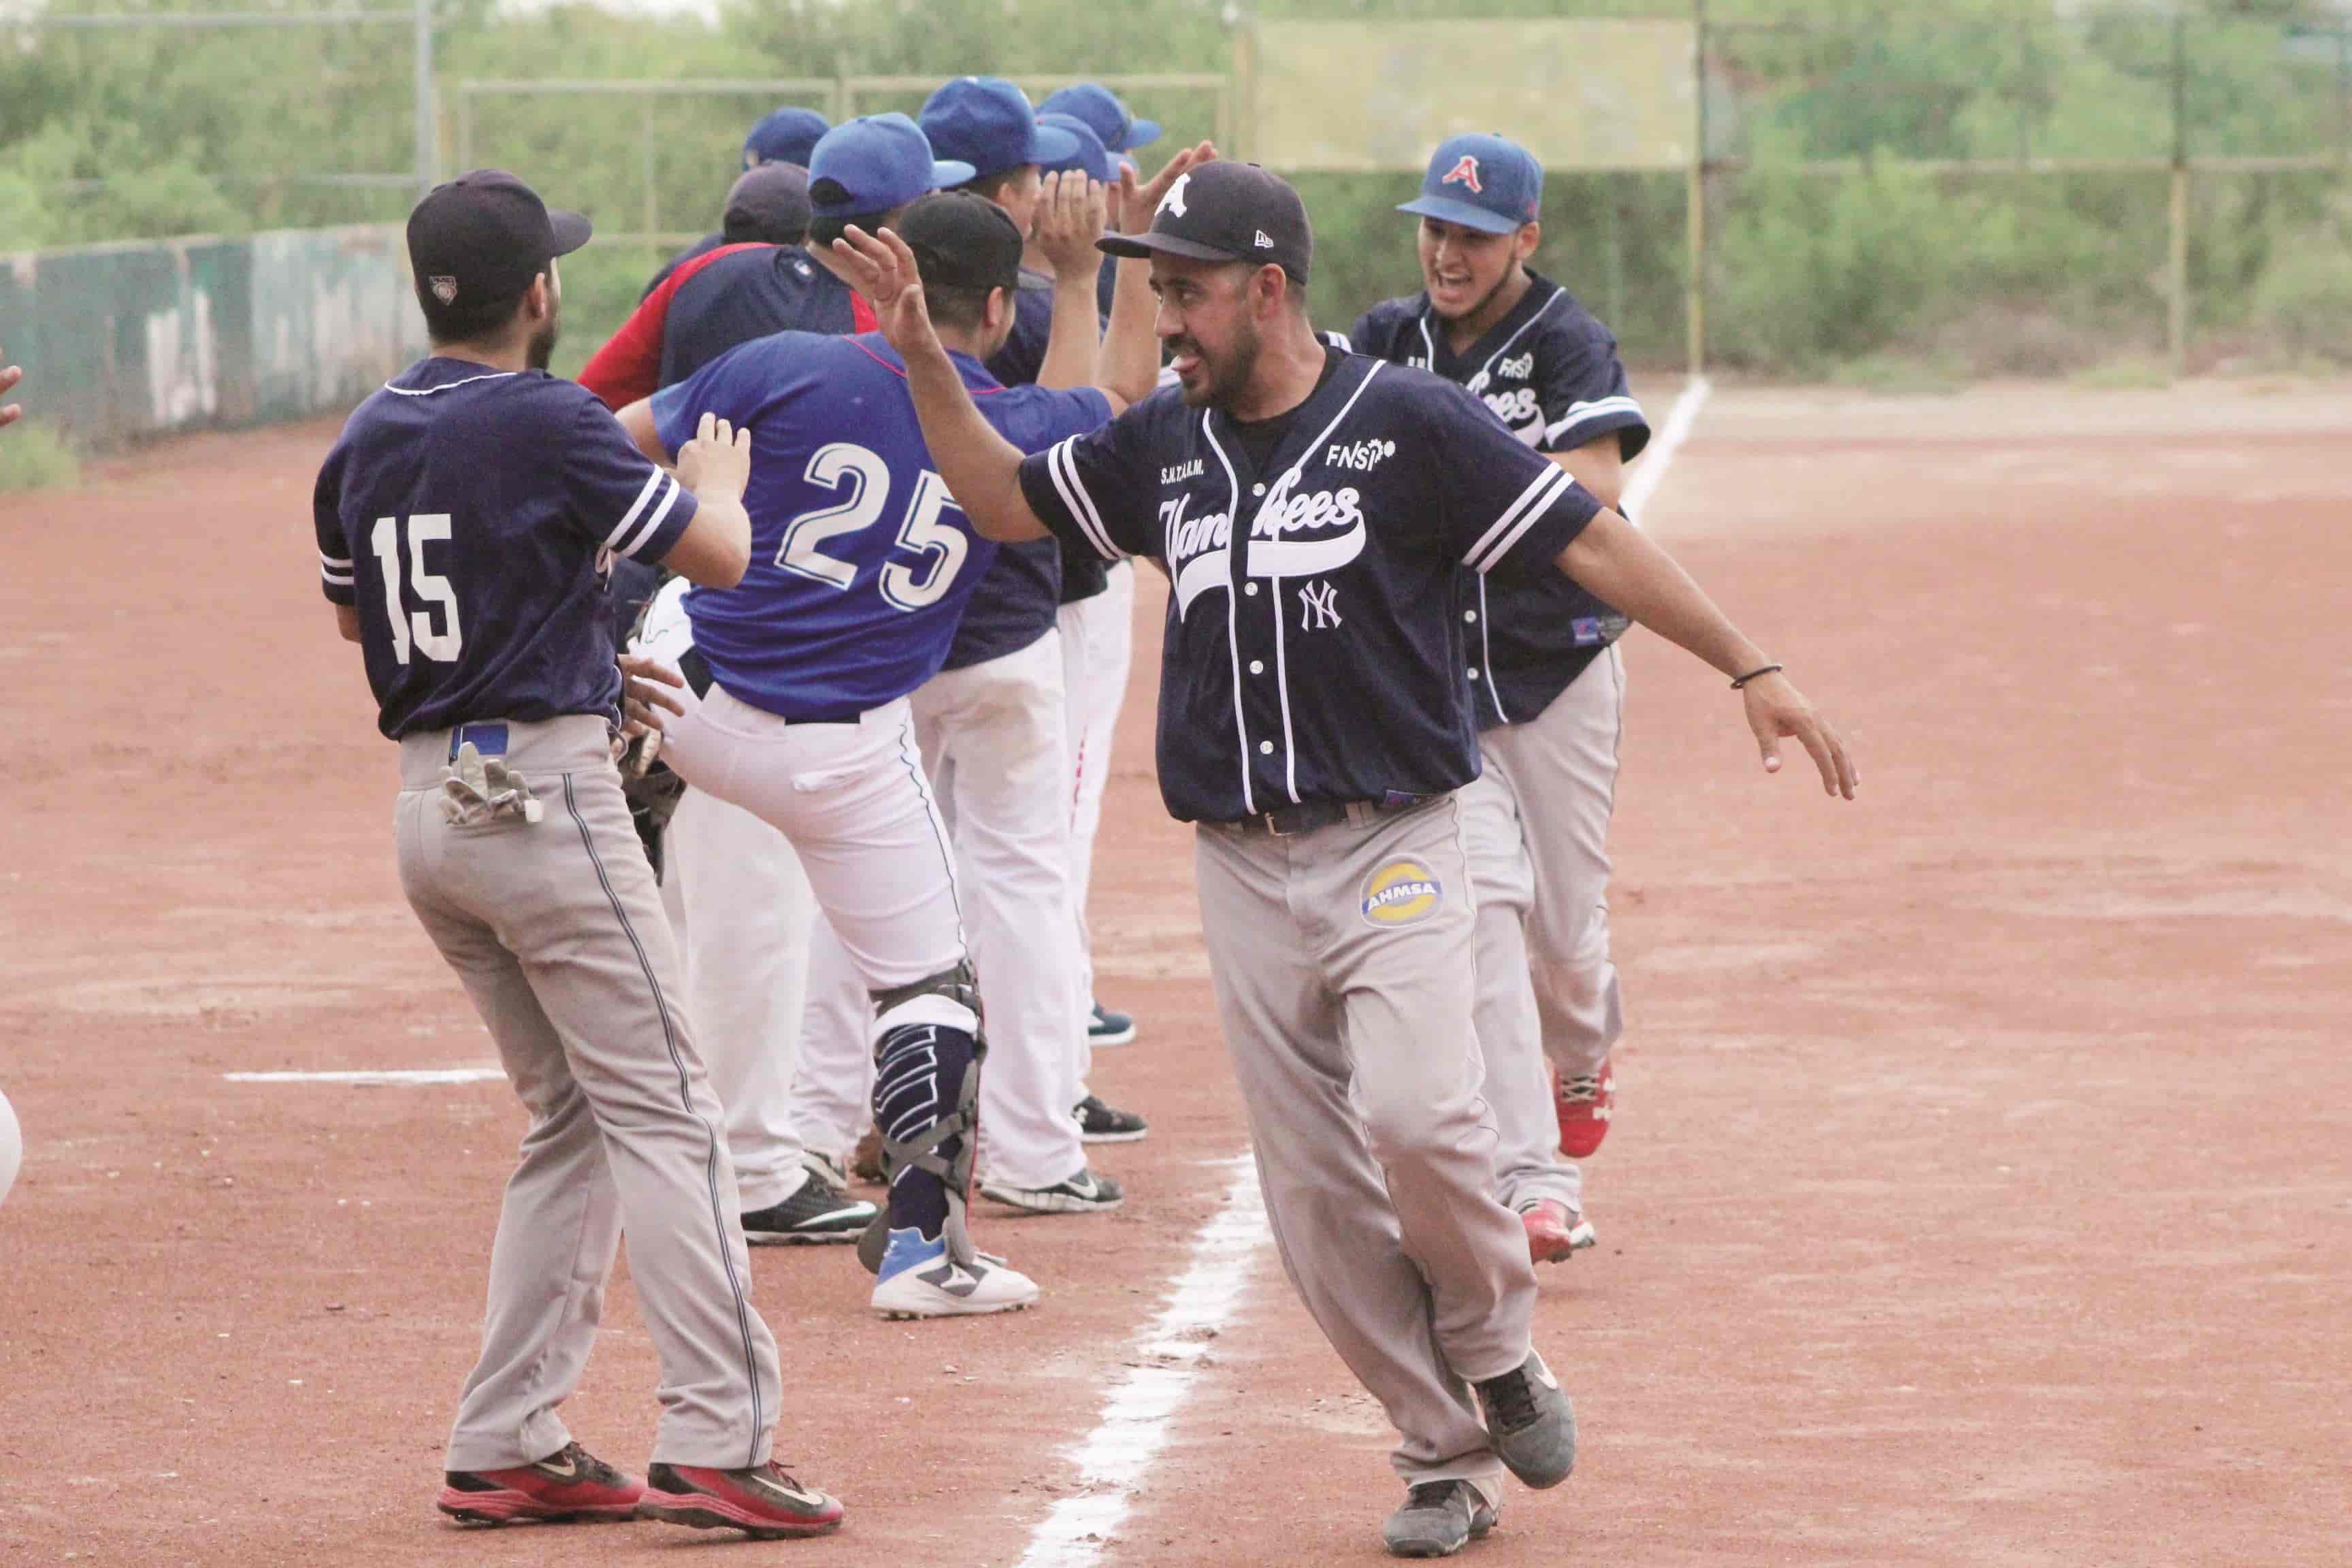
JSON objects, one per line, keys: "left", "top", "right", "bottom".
{"left": 1056, "top": 561, "right": 1136, "bottom": 1093}
{"left": 1456, "top": 645, "right": 1626, "bottom": 1214}
{"left": 655, "top": 786, "right": 817, "bottom": 1213}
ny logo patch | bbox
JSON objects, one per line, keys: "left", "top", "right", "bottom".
{"left": 1159, "top": 173, "right": 1191, "bottom": 218}
{"left": 1299, "top": 580, "right": 1342, "bottom": 631}
{"left": 1441, "top": 155, "right": 1483, "bottom": 194}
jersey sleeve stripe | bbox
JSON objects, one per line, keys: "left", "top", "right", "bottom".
{"left": 1545, "top": 395, "right": 1645, "bottom": 444}
{"left": 1464, "top": 464, "right": 1569, "bottom": 572}
{"left": 1471, "top": 468, "right": 1577, "bottom": 573}
{"left": 1049, "top": 437, "right": 1121, "bottom": 561}
{"left": 615, "top": 474, "right": 682, "bottom": 559}
{"left": 605, "top": 467, "right": 670, "bottom": 551}
{"left": 319, "top": 568, "right": 355, "bottom": 586}
{"left": 318, "top": 550, "right": 353, "bottom": 570}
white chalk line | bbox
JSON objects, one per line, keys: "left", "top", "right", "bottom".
{"left": 1619, "top": 373, "right": 1712, "bottom": 523}
{"left": 222, "top": 1067, "right": 504, "bottom": 1085}
{"left": 1015, "top": 1154, "right": 1269, "bottom": 1568}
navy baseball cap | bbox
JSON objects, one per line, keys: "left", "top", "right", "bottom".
{"left": 407, "top": 169, "right": 591, "bottom": 318}
{"left": 808, "top": 114, "right": 975, "bottom": 219}
{"left": 1039, "top": 112, "right": 1115, "bottom": 184}
{"left": 1039, "top": 83, "right": 1161, "bottom": 154}
{"left": 1397, "top": 133, "right": 1544, "bottom": 235}
{"left": 721, "top": 162, "right": 812, "bottom": 244}
{"left": 919, "top": 77, "right": 1081, "bottom": 182}
{"left": 743, "top": 106, "right": 830, "bottom": 171}
{"left": 898, "top": 192, "right": 1026, "bottom": 295}
{"left": 1099, "top": 160, "right": 1311, "bottom": 283}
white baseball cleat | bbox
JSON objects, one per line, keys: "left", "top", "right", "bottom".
{"left": 868, "top": 1228, "right": 1041, "bottom": 1320}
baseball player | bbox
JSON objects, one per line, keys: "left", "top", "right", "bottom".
{"left": 638, "top": 105, "right": 832, "bottom": 299}
{"left": 615, "top": 182, "right": 1156, "bottom": 1316}
{"left": 1034, "top": 110, "right": 1147, "bottom": 1126}
{"left": 578, "top": 114, "right": 978, "bottom": 1245}
{"left": 1037, "top": 88, "right": 1163, "bottom": 1060}
{"left": 1348, "top": 133, "right": 1648, "bottom": 1264}
{"left": 313, "top": 169, "right": 839, "bottom": 1537}
{"left": 829, "top": 74, "right": 1134, "bottom": 1208}
{"left": 834, "top": 159, "right": 1855, "bottom": 1556}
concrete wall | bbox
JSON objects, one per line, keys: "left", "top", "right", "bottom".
{"left": 0, "top": 225, "right": 427, "bottom": 446}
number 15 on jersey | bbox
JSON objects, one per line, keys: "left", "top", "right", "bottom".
{"left": 370, "top": 512, "right": 464, "bottom": 664}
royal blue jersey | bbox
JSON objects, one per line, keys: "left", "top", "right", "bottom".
{"left": 1016, "top": 354, "right": 1601, "bottom": 824}
{"left": 941, "top": 270, "right": 1073, "bottom": 670}
{"left": 1350, "top": 274, "right": 1650, "bottom": 728}
{"left": 313, "top": 357, "right": 696, "bottom": 740}
{"left": 652, "top": 331, "right": 1111, "bottom": 719}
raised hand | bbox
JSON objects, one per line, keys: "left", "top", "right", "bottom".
{"left": 1741, "top": 671, "right": 1859, "bottom": 799}
{"left": 675, "top": 411, "right": 751, "bottom": 502}
{"left": 1119, "top": 140, "right": 1218, "bottom": 235}
{"left": 832, "top": 225, "right": 941, "bottom": 361}
{"left": 1035, "top": 170, "right": 1109, "bottom": 282}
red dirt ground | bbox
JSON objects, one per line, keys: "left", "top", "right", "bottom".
{"left": 3, "top": 382, "right": 2348, "bottom": 1567}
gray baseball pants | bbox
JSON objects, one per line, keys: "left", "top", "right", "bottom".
{"left": 395, "top": 716, "right": 779, "bottom": 1473}
{"left": 1194, "top": 795, "right": 1537, "bottom": 1501}
{"left": 1457, "top": 645, "right": 1625, "bottom": 1214}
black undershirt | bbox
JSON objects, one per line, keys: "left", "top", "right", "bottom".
{"left": 1224, "top": 345, "right": 1345, "bottom": 473}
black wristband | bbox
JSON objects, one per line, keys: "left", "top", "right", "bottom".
{"left": 1730, "top": 663, "right": 1784, "bottom": 690}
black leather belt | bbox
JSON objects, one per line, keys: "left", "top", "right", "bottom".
{"left": 1219, "top": 794, "right": 1441, "bottom": 838}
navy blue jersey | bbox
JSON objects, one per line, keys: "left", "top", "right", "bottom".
{"left": 313, "top": 357, "right": 696, "bottom": 740}
{"left": 652, "top": 331, "right": 1111, "bottom": 719}
{"left": 640, "top": 231, "right": 726, "bottom": 300}
{"left": 1016, "top": 355, "right": 1602, "bottom": 824}
{"left": 943, "top": 270, "right": 1077, "bottom": 670}
{"left": 659, "top": 246, "right": 862, "bottom": 390}
{"left": 1350, "top": 274, "right": 1650, "bottom": 728}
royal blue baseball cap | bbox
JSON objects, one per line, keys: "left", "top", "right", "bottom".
{"left": 919, "top": 77, "right": 1081, "bottom": 182}
{"left": 1039, "top": 112, "right": 1115, "bottom": 184}
{"left": 1397, "top": 133, "right": 1544, "bottom": 235}
{"left": 742, "top": 106, "right": 831, "bottom": 172}
{"left": 807, "top": 114, "right": 975, "bottom": 219}
{"left": 1039, "top": 82, "right": 1162, "bottom": 154}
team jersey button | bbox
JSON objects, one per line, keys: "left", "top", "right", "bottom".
{"left": 1252, "top": 483, "right": 1266, "bottom": 495}
{"left": 1259, "top": 740, "right": 1274, "bottom": 754}
{"left": 1250, "top": 659, "right": 1264, "bottom": 674}
{"left": 1468, "top": 668, "right": 1482, "bottom": 681}
{"left": 1464, "top": 610, "right": 1479, "bottom": 623}
{"left": 1245, "top": 583, "right": 1259, "bottom": 596}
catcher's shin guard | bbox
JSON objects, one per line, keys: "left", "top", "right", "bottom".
{"left": 856, "top": 964, "right": 985, "bottom": 1275}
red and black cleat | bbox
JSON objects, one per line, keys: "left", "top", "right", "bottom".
{"left": 638, "top": 1460, "right": 845, "bottom": 1539}
{"left": 436, "top": 1441, "right": 643, "bottom": 1526}
{"left": 1554, "top": 1056, "right": 1616, "bottom": 1160}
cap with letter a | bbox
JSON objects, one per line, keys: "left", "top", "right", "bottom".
{"left": 1397, "top": 133, "right": 1544, "bottom": 235}
{"left": 1098, "top": 160, "right": 1312, "bottom": 283}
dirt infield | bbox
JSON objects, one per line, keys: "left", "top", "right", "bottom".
{"left": 3, "top": 381, "right": 2348, "bottom": 1567}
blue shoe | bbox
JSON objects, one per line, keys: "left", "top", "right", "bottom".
{"left": 1088, "top": 1002, "right": 1137, "bottom": 1047}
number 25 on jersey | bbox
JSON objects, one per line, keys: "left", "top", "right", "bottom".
{"left": 370, "top": 513, "right": 463, "bottom": 664}
{"left": 777, "top": 442, "right": 969, "bottom": 610}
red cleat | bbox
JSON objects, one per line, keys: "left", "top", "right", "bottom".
{"left": 1520, "top": 1199, "right": 1598, "bottom": 1265}
{"left": 639, "top": 1460, "right": 845, "bottom": 1539}
{"left": 436, "top": 1441, "right": 642, "bottom": 1526}
{"left": 1554, "top": 1056, "right": 1616, "bottom": 1158}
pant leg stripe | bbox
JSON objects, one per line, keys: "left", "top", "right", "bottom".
{"left": 563, "top": 773, "right": 765, "bottom": 1469}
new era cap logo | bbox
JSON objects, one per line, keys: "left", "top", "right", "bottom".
{"left": 1158, "top": 172, "right": 1190, "bottom": 218}
{"left": 1441, "top": 154, "right": 1484, "bottom": 194}
{"left": 429, "top": 276, "right": 459, "bottom": 304}
{"left": 1254, "top": 229, "right": 1274, "bottom": 248}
